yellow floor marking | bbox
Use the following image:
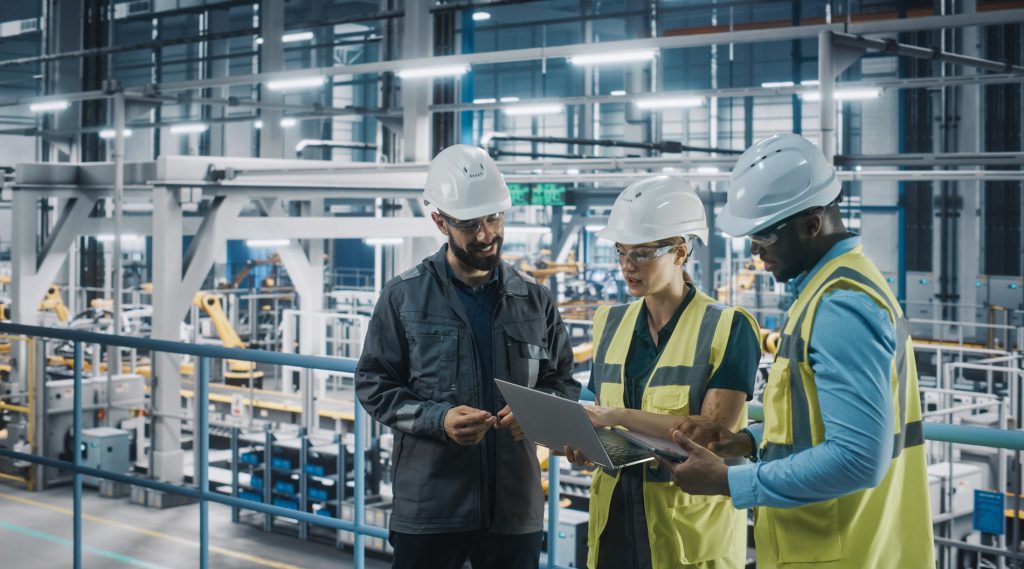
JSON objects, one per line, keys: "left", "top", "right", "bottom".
{"left": 0, "top": 490, "right": 301, "bottom": 569}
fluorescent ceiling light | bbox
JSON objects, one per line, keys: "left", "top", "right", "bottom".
{"left": 801, "top": 88, "right": 881, "bottom": 102}
{"left": 505, "top": 226, "right": 551, "bottom": 235}
{"left": 280, "top": 117, "right": 297, "bottom": 128}
{"left": 254, "top": 120, "right": 263, "bottom": 129}
{"left": 569, "top": 50, "right": 657, "bottom": 66}
{"left": 473, "top": 97, "right": 497, "bottom": 104}
{"left": 281, "top": 31, "right": 314, "bottom": 43}
{"left": 584, "top": 225, "right": 605, "bottom": 232}
{"left": 364, "top": 237, "right": 404, "bottom": 246}
{"left": 30, "top": 100, "right": 70, "bottom": 112}
{"left": 499, "top": 96, "right": 520, "bottom": 103}
{"left": 96, "top": 234, "right": 142, "bottom": 243}
{"left": 99, "top": 129, "right": 133, "bottom": 139}
{"left": 696, "top": 166, "right": 719, "bottom": 174}
{"left": 635, "top": 96, "right": 704, "bottom": 110}
{"left": 169, "top": 123, "right": 208, "bottom": 134}
{"left": 610, "top": 90, "right": 626, "bottom": 96}
{"left": 503, "top": 103, "right": 563, "bottom": 116}
{"left": 761, "top": 81, "right": 795, "bottom": 88}
{"left": 396, "top": 64, "right": 469, "bottom": 79}
{"left": 265, "top": 76, "right": 326, "bottom": 91}
{"left": 472, "top": 11, "right": 491, "bottom": 21}
{"left": 801, "top": 79, "right": 820, "bottom": 86}
{"left": 246, "top": 239, "right": 290, "bottom": 247}
{"left": 661, "top": 167, "right": 679, "bottom": 173}
{"left": 566, "top": 168, "right": 580, "bottom": 175}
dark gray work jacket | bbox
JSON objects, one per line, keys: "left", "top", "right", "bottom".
{"left": 355, "top": 247, "right": 579, "bottom": 534}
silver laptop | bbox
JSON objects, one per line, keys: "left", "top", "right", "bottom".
{"left": 496, "top": 379, "right": 684, "bottom": 469}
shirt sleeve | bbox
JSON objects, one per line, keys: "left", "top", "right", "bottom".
{"left": 728, "top": 289, "right": 896, "bottom": 509}
{"left": 707, "top": 316, "right": 760, "bottom": 399}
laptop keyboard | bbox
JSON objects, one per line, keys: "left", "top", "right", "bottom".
{"left": 597, "top": 429, "right": 652, "bottom": 466}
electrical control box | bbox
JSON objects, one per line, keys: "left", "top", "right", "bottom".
{"left": 80, "top": 427, "right": 131, "bottom": 487}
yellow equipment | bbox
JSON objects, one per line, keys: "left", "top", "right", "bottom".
{"left": 193, "top": 293, "right": 264, "bottom": 383}
{"left": 39, "top": 285, "right": 70, "bottom": 322}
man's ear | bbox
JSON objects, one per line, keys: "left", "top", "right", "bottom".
{"left": 800, "top": 212, "right": 824, "bottom": 240}
{"left": 430, "top": 211, "right": 449, "bottom": 236}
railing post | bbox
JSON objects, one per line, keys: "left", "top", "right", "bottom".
{"left": 354, "top": 398, "right": 366, "bottom": 569}
{"left": 73, "top": 341, "right": 83, "bottom": 569}
{"left": 547, "top": 453, "right": 560, "bottom": 569}
{"left": 231, "top": 427, "right": 240, "bottom": 523}
{"left": 198, "top": 357, "right": 210, "bottom": 569}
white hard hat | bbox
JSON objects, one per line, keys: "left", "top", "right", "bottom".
{"left": 718, "top": 133, "right": 841, "bottom": 237}
{"left": 423, "top": 144, "right": 512, "bottom": 220}
{"left": 596, "top": 176, "right": 709, "bottom": 245}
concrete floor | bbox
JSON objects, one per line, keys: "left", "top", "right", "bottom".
{"left": 0, "top": 482, "right": 391, "bottom": 569}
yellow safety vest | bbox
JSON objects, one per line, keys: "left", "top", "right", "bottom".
{"left": 588, "top": 287, "right": 758, "bottom": 569}
{"left": 756, "top": 245, "right": 935, "bottom": 569}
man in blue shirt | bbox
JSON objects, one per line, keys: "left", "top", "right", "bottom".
{"left": 659, "top": 133, "right": 934, "bottom": 569}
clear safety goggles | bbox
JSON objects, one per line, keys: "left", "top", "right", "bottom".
{"left": 614, "top": 244, "right": 678, "bottom": 266}
{"left": 440, "top": 211, "right": 505, "bottom": 233}
{"left": 748, "top": 205, "right": 826, "bottom": 248}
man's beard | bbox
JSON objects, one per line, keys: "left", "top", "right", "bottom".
{"left": 449, "top": 234, "right": 503, "bottom": 272}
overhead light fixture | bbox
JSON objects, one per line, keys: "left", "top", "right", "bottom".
{"left": 169, "top": 123, "right": 209, "bottom": 134}
{"left": 635, "top": 96, "right": 704, "bottom": 110}
{"left": 473, "top": 97, "right": 497, "bottom": 104}
{"left": 30, "top": 100, "right": 70, "bottom": 112}
{"left": 610, "top": 90, "right": 627, "bottom": 96}
{"left": 99, "top": 128, "right": 133, "bottom": 139}
{"left": 499, "top": 96, "right": 520, "bottom": 103}
{"left": 246, "top": 239, "right": 290, "bottom": 247}
{"left": 503, "top": 103, "right": 563, "bottom": 116}
{"left": 761, "top": 81, "right": 795, "bottom": 88}
{"left": 96, "top": 234, "right": 142, "bottom": 243}
{"left": 696, "top": 166, "right": 720, "bottom": 174}
{"left": 584, "top": 225, "right": 605, "bottom": 232}
{"left": 364, "top": 237, "right": 404, "bottom": 246}
{"left": 505, "top": 226, "right": 552, "bottom": 235}
{"left": 265, "top": 76, "right": 326, "bottom": 91}
{"left": 254, "top": 120, "right": 264, "bottom": 129}
{"left": 568, "top": 50, "right": 657, "bottom": 66}
{"left": 801, "top": 88, "right": 881, "bottom": 102}
{"left": 801, "top": 79, "right": 820, "bottom": 86}
{"left": 566, "top": 168, "right": 580, "bottom": 175}
{"left": 281, "top": 31, "right": 314, "bottom": 43}
{"left": 472, "top": 11, "right": 491, "bottom": 21}
{"left": 396, "top": 64, "right": 469, "bottom": 79}
{"left": 661, "top": 167, "right": 679, "bottom": 173}
{"left": 280, "top": 117, "right": 297, "bottom": 128}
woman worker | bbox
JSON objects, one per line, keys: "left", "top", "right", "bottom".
{"left": 568, "top": 176, "right": 761, "bottom": 569}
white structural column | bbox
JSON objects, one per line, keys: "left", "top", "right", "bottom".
{"left": 818, "top": 30, "right": 836, "bottom": 161}
{"left": 259, "top": 0, "right": 286, "bottom": 158}
{"left": 401, "top": 0, "right": 432, "bottom": 163}
{"left": 150, "top": 186, "right": 186, "bottom": 482}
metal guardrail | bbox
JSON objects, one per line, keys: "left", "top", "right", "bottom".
{"left": 0, "top": 322, "right": 569, "bottom": 569}
{"left": 3, "top": 322, "right": 1024, "bottom": 568}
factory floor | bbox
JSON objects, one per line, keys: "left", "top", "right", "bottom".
{"left": 0, "top": 482, "right": 391, "bottom": 569}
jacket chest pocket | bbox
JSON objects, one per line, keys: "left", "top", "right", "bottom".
{"left": 405, "top": 324, "right": 459, "bottom": 399}
{"left": 502, "top": 323, "right": 549, "bottom": 388}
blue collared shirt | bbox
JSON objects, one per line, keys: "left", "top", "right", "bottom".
{"left": 728, "top": 235, "right": 897, "bottom": 509}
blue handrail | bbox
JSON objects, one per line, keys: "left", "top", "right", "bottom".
{"left": 4, "top": 321, "right": 1022, "bottom": 569}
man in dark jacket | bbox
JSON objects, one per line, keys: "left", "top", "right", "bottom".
{"left": 356, "top": 144, "right": 579, "bottom": 569}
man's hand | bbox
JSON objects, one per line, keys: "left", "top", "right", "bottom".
{"left": 657, "top": 430, "right": 731, "bottom": 496}
{"left": 495, "top": 405, "right": 525, "bottom": 441}
{"left": 670, "top": 415, "right": 756, "bottom": 459}
{"left": 561, "top": 445, "right": 594, "bottom": 468}
{"left": 443, "top": 406, "right": 497, "bottom": 445}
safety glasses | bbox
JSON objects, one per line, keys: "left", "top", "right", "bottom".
{"left": 748, "top": 205, "right": 826, "bottom": 248}
{"left": 614, "top": 244, "right": 678, "bottom": 266}
{"left": 440, "top": 211, "right": 505, "bottom": 233}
